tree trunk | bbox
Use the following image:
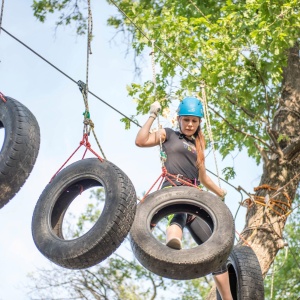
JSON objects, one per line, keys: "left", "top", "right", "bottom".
{"left": 241, "top": 43, "right": 300, "bottom": 277}
{"left": 206, "top": 43, "right": 300, "bottom": 299}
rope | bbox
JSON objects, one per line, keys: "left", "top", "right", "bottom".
{"left": 187, "top": 0, "right": 209, "bottom": 21}
{"left": 78, "top": 80, "right": 106, "bottom": 159}
{"left": 237, "top": 201, "right": 300, "bottom": 249}
{"left": 150, "top": 39, "right": 166, "bottom": 167}
{"left": 0, "top": 91, "right": 6, "bottom": 102}
{"left": 85, "top": 0, "right": 93, "bottom": 109}
{"left": 83, "top": 0, "right": 92, "bottom": 128}
{"left": 150, "top": 40, "right": 157, "bottom": 90}
{"left": 241, "top": 184, "right": 292, "bottom": 217}
{"left": 270, "top": 172, "right": 300, "bottom": 199}
{"left": 239, "top": 202, "right": 300, "bottom": 243}
{"left": 235, "top": 229, "right": 252, "bottom": 247}
{"left": 50, "top": 133, "right": 103, "bottom": 182}
{"left": 80, "top": 2, "right": 107, "bottom": 159}
{"left": 200, "top": 82, "right": 221, "bottom": 187}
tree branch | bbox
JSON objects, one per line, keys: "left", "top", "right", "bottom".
{"left": 240, "top": 52, "right": 272, "bottom": 121}
{"left": 254, "top": 141, "right": 269, "bottom": 165}
{"left": 266, "top": 125, "right": 285, "bottom": 161}
{"left": 208, "top": 105, "right": 273, "bottom": 151}
{"left": 225, "top": 95, "right": 257, "bottom": 119}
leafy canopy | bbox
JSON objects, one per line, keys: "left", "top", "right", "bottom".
{"left": 32, "top": 0, "right": 300, "bottom": 164}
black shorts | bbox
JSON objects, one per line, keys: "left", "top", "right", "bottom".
{"left": 169, "top": 213, "right": 228, "bottom": 275}
{"left": 163, "top": 181, "right": 228, "bottom": 275}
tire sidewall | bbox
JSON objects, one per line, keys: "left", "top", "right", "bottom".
{"left": 130, "top": 186, "right": 234, "bottom": 279}
{"left": 32, "top": 158, "right": 128, "bottom": 258}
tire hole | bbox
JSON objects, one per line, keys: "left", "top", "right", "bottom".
{"left": 51, "top": 180, "right": 105, "bottom": 240}
{"left": 150, "top": 203, "right": 214, "bottom": 249}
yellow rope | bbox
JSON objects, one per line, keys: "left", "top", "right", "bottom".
{"left": 200, "top": 82, "right": 221, "bottom": 187}
{"left": 79, "top": 1, "right": 106, "bottom": 159}
{"left": 242, "top": 184, "right": 292, "bottom": 217}
{"left": 150, "top": 39, "right": 166, "bottom": 166}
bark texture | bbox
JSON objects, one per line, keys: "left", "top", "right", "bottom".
{"left": 206, "top": 43, "right": 300, "bottom": 300}
{"left": 241, "top": 43, "right": 300, "bottom": 276}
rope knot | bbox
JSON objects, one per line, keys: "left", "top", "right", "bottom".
{"left": 162, "top": 167, "right": 168, "bottom": 177}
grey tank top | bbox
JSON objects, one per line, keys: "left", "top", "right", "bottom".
{"left": 162, "top": 128, "right": 198, "bottom": 181}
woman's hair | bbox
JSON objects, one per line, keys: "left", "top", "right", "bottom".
{"left": 194, "top": 125, "right": 206, "bottom": 169}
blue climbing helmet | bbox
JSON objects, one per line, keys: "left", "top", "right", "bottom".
{"left": 177, "top": 97, "right": 204, "bottom": 118}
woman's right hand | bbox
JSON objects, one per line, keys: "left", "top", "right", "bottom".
{"left": 149, "top": 101, "right": 161, "bottom": 119}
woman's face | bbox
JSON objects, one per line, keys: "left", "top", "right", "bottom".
{"left": 178, "top": 116, "right": 201, "bottom": 137}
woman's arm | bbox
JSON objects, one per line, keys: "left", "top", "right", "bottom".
{"left": 135, "top": 101, "right": 166, "bottom": 147}
{"left": 198, "top": 163, "right": 226, "bottom": 198}
{"left": 135, "top": 116, "right": 166, "bottom": 147}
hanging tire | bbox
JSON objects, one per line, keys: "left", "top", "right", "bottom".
{"left": 216, "top": 245, "right": 264, "bottom": 300}
{"left": 129, "top": 186, "right": 235, "bottom": 280}
{"left": 32, "top": 158, "right": 137, "bottom": 269}
{"left": 0, "top": 96, "right": 40, "bottom": 208}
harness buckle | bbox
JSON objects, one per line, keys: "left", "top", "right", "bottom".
{"left": 176, "top": 174, "right": 183, "bottom": 182}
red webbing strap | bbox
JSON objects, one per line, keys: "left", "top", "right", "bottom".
{"left": 166, "top": 173, "right": 200, "bottom": 188}
{"left": 0, "top": 92, "right": 6, "bottom": 102}
{"left": 140, "top": 172, "right": 165, "bottom": 202}
{"left": 50, "top": 133, "right": 103, "bottom": 182}
{"left": 140, "top": 167, "right": 202, "bottom": 202}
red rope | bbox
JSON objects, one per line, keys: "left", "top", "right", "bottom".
{"left": 235, "top": 229, "right": 252, "bottom": 248}
{"left": 140, "top": 167, "right": 202, "bottom": 202}
{"left": 0, "top": 92, "right": 6, "bottom": 102}
{"left": 50, "top": 133, "right": 103, "bottom": 182}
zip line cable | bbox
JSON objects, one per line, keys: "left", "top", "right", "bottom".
{"left": 0, "top": 0, "right": 4, "bottom": 34}
{"left": 0, "top": 26, "right": 141, "bottom": 129}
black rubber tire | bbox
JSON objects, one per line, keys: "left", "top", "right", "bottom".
{"left": 0, "top": 96, "right": 40, "bottom": 208}
{"left": 216, "top": 245, "right": 264, "bottom": 300}
{"left": 32, "top": 158, "right": 137, "bottom": 269}
{"left": 130, "top": 186, "right": 235, "bottom": 280}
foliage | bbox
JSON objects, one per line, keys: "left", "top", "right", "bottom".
{"left": 264, "top": 192, "right": 300, "bottom": 299}
{"left": 32, "top": 0, "right": 87, "bottom": 34}
{"left": 31, "top": 0, "right": 300, "bottom": 166}
{"left": 222, "top": 166, "right": 236, "bottom": 181}
{"left": 29, "top": 1, "right": 300, "bottom": 298}
{"left": 104, "top": 0, "right": 300, "bottom": 166}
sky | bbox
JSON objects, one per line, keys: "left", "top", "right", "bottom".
{"left": 0, "top": 1, "right": 262, "bottom": 299}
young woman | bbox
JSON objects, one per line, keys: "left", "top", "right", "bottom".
{"left": 135, "top": 97, "right": 233, "bottom": 300}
